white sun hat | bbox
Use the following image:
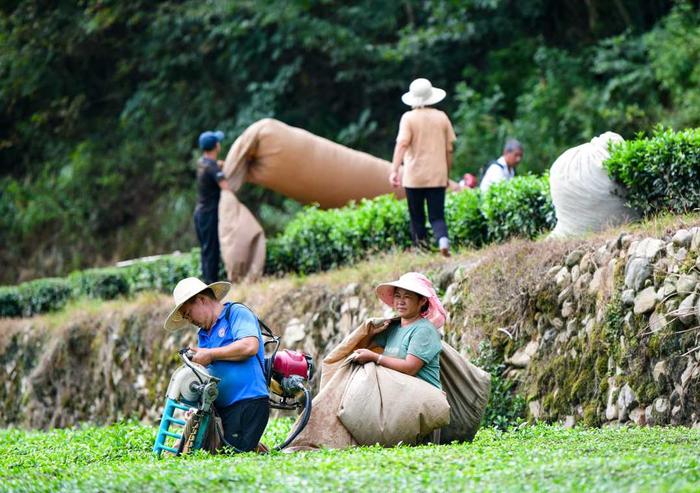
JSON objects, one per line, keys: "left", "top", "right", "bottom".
{"left": 401, "top": 78, "right": 446, "bottom": 107}
{"left": 375, "top": 272, "right": 433, "bottom": 307}
{"left": 375, "top": 272, "right": 447, "bottom": 329}
{"left": 163, "top": 277, "right": 231, "bottom": 331}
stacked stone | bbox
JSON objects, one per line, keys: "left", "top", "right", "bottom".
{"left": 618, "top": 229, "right": 700, "bottom": 427}
{"left": 518, "top": 228, "right": 700, "bottom": 428}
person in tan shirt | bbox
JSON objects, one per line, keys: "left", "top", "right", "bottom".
{"left": 390, "top": 78, "right": 456, "bottom": 257}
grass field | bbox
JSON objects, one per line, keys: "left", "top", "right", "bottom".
{"left": 1, "top": 420, "right": 699, "bottom": 493}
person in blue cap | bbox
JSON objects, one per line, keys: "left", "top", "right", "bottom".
{"left": 194, "top": 130, "right": 229, "bottom": 284}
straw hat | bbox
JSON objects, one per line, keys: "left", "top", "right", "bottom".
{"left": 376, "top": 272, "right": 447, "bottom": 329}
{"left": 375, "top": 272, "right": 433, "bottom": 307}
{"left": 401, "top": 78, "right": 446, "bottom": 107}
{"left": 163, "top": 277, "right": 231, "bottom": 331}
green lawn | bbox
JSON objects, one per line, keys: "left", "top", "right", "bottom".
{"left": 1, "top": 420, "right": 699, "bottom": 493}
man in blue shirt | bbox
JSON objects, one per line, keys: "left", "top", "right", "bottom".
{"left": 164, "top": 277, "right": 269, "bottom": 452}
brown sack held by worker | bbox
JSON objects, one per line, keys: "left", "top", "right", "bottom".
{"left": 218, "top": 118, "right": 406, "bottom": 281}
{"left": 284, "top": 318, "right": 490, "bottom": 450}
{"left": 283, "top": 319, "right": 383, "bottom": 451}
{"left": 218, "top": 191, "right": 265, "bottom": 282}
{"left": 338, "top": 360, "right": 451, "bottom": 446}
{"left": 439, "top": 341, "right": 491, "bottom": 443}
{"left": 221, "top": 118, "right": 404, "bottom": 208}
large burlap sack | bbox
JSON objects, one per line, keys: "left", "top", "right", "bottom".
{"left": 218, "top": 118, "right": 406, "bottom": 280}
{"left": 284, "top": 319, "right": 386, "bottom": 450}
{"left": 284, "top": 361, "right": 359, "bottom": 451}
{"left": 222, "top": 118, "right": 404, "bottom": 208}
{"left": 218, "top": 191, "right": 265, "bottom": 282}
{"left": 439, "top": 342, "right": 491, "bottom": 442}
{"left": 286, "top": 318, "right": 490, "bottom": 450}
{"left": 338, "top": 362, "right": 451, "bottom": 446}
{"left": 549, "top": 132, "right": 638, "bottom": 238}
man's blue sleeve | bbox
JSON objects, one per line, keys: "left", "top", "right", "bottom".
{"left": 229, "top": 305, "right": 261, "bottom": 340}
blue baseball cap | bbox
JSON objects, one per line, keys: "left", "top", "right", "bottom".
{"left": 198, "top": 130, "right": 225, "bottom": 151}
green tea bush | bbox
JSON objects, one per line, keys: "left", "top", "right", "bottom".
{"left": 18, "top": 278, "right": 73, "bottom": 317}
{"left": 445, "top": 189, "right": 487, "bottom": 247}
{"left": 3, "top": 422, "right": 700, "bottom": 492}
{"left": 266, "top": 195, "right": 413, "bottom": 275}
{"left": 0, "top": 287, "right": 22, "bottom": 317}
{"left": 127, "top": 251, "right": 201, "bottom": 294}
{"left": 0, "top": 250, "right": 205, "bottom": 318}
{"left": 266, "top": 178, "right": 553, "bottom": 275}
{"left": 605, "top": 127, "right": 700, "bottom": 216}
{"left": 481, "top": 174, "right": 555, "bottom": 243}
{"left": 70, "top": 269, "right": 131, "bottom": 300}
{"left": 266, "top": 191, "right": 489, "bottom": 275}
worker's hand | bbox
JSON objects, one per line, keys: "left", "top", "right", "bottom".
{"left": 190, "top": 347, "right": 213, "bottom": 366}
{"left": 447, "top": 180, "right": 461, "bottom": 193}
{"left": 352, "top": 348, "right": 380, "bottom": 365}
{"left": 369, "top": 320, "right": 390, "bottom": 337}
{"left": 389, "top": 171, "right": 401, "bottom": 188}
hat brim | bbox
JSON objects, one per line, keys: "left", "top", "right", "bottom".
{"left": 401, "top": 87, "right": 446, "bottom": 107}
{"left": 163, "top": 281, "right": 231, "bottom": 331}
{"left": 375, "top": 279, "right": 433, "bottom": 308}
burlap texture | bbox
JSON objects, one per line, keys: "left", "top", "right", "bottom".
{"left": 217, "top": 118, "right": 409, "bottom": 281}
{"left": 285, "top": 318, "right": 490, "bottom": 450}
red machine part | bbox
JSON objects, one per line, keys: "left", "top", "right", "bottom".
{"left": 272, "top": 350, "right": 310, "bottom": 379}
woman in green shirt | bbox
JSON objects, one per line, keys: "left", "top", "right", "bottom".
{"left": 353, "top": 272, "right": 444, "bottom": 389}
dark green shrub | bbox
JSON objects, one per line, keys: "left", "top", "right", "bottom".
{"left": 605, "top": 127, "right": 700, "bottom": 216}
{"left": 266, "top": 178, "right": 555, "bottom": 275}
{"left": 445, "top": 189, "right": 487, "bottom": 248}
{"left": 127, "top": 250, "right": 201, "bottom": 294}
{"left": 19, "top": 278, "right": 72, "bottom": 316}
{"left": 474, "top": 340, "right": 527, "bottom": 430}
{"left": 266, "top": 196, "right": 414, "bottom": 275}
{"left": 352, "top": 194, "right": 413, "bottom": 252}
{"left": 266, "top": 207, "right": 356, "bottom": 275}
{"left": 0, "top": 287, "right": 22, "bottom": 317}
{"left": 0, "top": 249, "right": 213, "bottom": 318}
{"left": 481, "top": 174, "right": 555, "bottom": 243}
{"left": 70, "top": 268, "right": 131, "bottom": 300}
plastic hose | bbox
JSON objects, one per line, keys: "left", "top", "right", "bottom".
{"left": 274, "top": 387, "right": 313, "bottom": 451}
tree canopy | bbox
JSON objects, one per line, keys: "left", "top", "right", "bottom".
{"left": 2, "top": 0, "right": 698, "bottom": 282}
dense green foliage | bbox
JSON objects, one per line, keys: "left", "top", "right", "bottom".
{"left": 69, "top": 269, "right": 131, "bottom": 301}
{"left": 1, "top": 421, "right": 699, "bottom": 492}
{"left": 267, "top": 175, "right": 551, "bottom": 275}
{"left": 481, "top": 173, "right": 555, "bottom": 243}
{"left": 473, "top": 341, "right": 527, "bottom": 430}
{"left": 0, "top": 278, "right": 73, "bottom": 318}
{"left": 605, "top": 127, "right": 700, "bottom": 216}
{"left": 3, "top": 0, "right": 698, "bottom": 283}
{"left": 267, "top": 195, "right": 414, "bottom": 275}
{"left": 266, "top": 191, "right": 482, "bottom": 275}
{"left": 1, "top": 173, "right": 548, "bottom": 316}
{"left": 0, "top": 251, "right": 203, "bottom": 317}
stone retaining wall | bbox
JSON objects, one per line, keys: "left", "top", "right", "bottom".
{"left": 1, "top": 225, "right": 698, "bottom": 429}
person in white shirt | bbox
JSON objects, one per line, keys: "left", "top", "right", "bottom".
{"left": 479, "top": 139, "right": 524, "bottom": 192}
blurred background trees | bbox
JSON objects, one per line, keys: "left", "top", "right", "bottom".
{"left": 1, "top": 0, "right": 697, "bottom": 282}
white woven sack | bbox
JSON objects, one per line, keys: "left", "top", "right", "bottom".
{"left": 549, "top": 132, "right": 638, "bottom": 238}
